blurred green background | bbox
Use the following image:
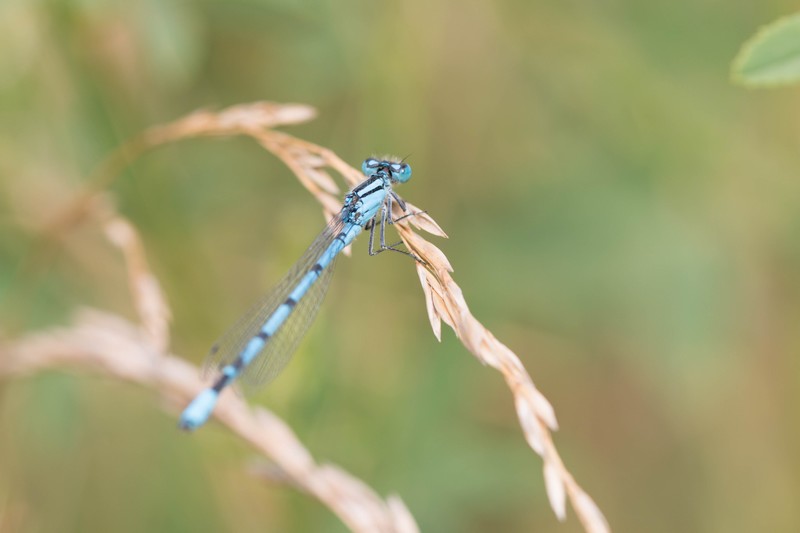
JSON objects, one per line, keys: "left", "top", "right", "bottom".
{"left": 2, "top": 0, "right": 800, "bottom": 531}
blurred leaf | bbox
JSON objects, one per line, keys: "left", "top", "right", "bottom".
{"left": 138, "top": 0, "right": 205, "bottom": 90}
{"left": 0, "top": 0, "right": 39, "bottom": 89}
{"left": 19, "top": 374, "right": 82, "bottom": 455}
{"left": 732, "top": 12, "right": 800, "bottom": 87}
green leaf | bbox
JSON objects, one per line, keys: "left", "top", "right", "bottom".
{"left": 732, "top": 12, "right": 800, "bottom": 88}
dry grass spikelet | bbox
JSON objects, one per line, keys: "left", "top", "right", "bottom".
{"left": 7, "top": 101, "right": 609, "bottom": 533}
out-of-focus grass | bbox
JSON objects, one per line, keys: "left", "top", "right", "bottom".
{"left": 2, "top": 1, "right": 800, "bottom": 532}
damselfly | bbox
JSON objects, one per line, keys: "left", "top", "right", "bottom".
{"left": 180, "top": 157, "right": 419, "bottom": 430}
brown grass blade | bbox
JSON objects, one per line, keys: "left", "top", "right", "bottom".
{"left": 103, "top": 215, "right": 171, "bottom": 353}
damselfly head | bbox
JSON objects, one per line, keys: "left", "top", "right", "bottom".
{"left": 361, "top": 157, "right": 412, "bottom": 184}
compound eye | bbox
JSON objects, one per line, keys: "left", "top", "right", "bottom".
{"left": 361, "top": 158, "right": 380, "bottom": 175}
{"left": 394, "top": 163, "right": 412, "bottom": 183}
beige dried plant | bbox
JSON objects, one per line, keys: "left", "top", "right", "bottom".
{"left": 4, "top": 102, "right": 609, "bottom": 533}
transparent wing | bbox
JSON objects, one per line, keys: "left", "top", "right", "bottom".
{"left": 202, "top": 217, "right": 346, "bottom": 393}
{"left": 238, "top": 254, "right": 335, "bottom": 392}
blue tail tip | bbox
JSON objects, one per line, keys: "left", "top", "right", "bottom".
{"left": 179, "top": 389, "right": 219, "bottom": 431}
